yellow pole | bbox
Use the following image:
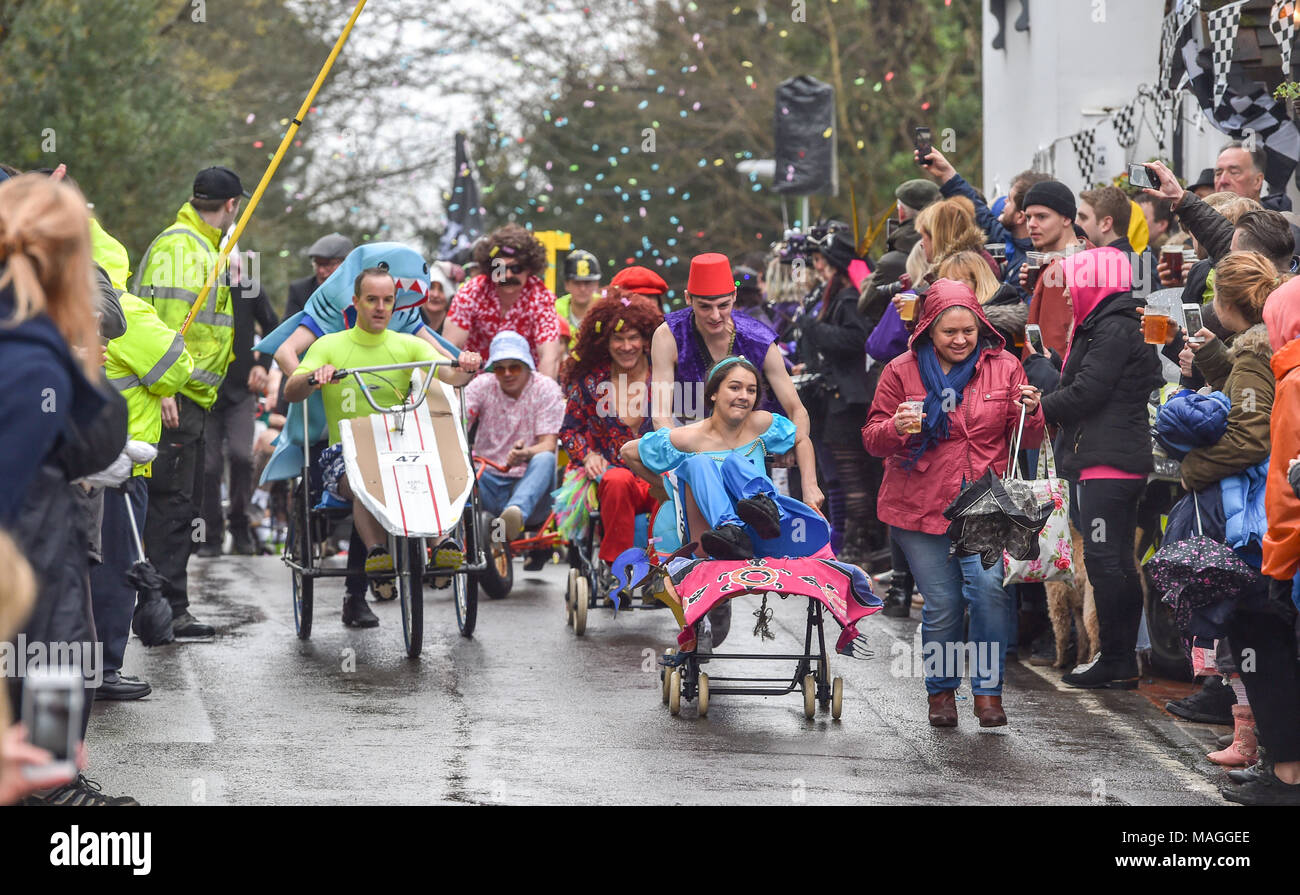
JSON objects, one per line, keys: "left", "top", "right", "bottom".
{"left": 181, "top": 0, "right": 368, "bottom": 335}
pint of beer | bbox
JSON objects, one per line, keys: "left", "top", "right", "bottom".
{"left": 903, "top": 401, "right": 924, "bottom": 434}
{"left": 1143, "top": 307, "right": 1171, "bottom": 345}
{"left": 1160, "top": 243, "right": 1185, "bottom": 280}
{"left": 897, "top": 292, "right": 918, "bottom": 322}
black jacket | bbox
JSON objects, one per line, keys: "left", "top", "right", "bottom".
{"left": 1039, "top": 291, "right": 1163, "bottom": 478}
{"left": 285, "top": 274, "right": 318, "bottom": 319}
{"left": 802, "top": 279, "right": 873, "bottom": 415}
{"left": 857, "top": 218, "right": 921, "bottom": 317}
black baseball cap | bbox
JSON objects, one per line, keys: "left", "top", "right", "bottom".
{"left": 193, "top": 166, "right": 250, "bottom": 200}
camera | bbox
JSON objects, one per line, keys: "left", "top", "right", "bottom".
{"left": 876, "top": 275, "right": 913, "bottom": 300}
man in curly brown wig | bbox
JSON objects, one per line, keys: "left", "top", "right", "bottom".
{"left": 559, "top": 288, "right": 666, "bottom": 567}
{"left": 444, "top": 223, "right": 564, "bottom": 378}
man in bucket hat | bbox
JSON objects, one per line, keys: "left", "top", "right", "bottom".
{"left": 464, "top": 330, "right": 566, "bottom": 541}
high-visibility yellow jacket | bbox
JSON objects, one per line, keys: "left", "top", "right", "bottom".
{"left": 105, "top": 294, "right": 195, "bottom": 476}
{"left": 133, "top": 203, "right": 234, "bottom": 409}
{"left": 90, "top": 216, "right": 132, "bottom": 291}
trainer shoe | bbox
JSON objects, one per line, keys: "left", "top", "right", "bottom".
{"left": 1220, "top": 766, "right": 1300, "bottom": 806}
{"left": 432, "top": 538, "right": 464, "bottom": 570}
{"left": 1165, "top": 675, "right": 1236, "bottom": 725}
{"left": 23, "top": 775, "right": 139, "bottom": 806}
{"left": 365, "top": 545, "right": 396, "bottom": 601}
{"left": 498, "top": 506, "right": 524, "bottom": 541}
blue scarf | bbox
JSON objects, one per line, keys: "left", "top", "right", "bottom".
{"left": 903, "top": 341, "right": 980, "bottom": 468}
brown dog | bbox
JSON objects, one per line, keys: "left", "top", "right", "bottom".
{"left": 1043, "top": 522, "right": 1099, "bottom": 669}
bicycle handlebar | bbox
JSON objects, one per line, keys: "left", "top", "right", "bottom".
{"left": 327, "top": 359, "right": 460, "bottom": 415}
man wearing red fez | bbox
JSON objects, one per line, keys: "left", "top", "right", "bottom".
{"left": 610, "top": 265, "right": 669, "bottom": 300}
{"left": 650, "top": 252, "right": 820, "bottom": 506}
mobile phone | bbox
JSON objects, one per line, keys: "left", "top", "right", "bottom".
{"left": 1183, "top": 303, "right": 1205, "bottom": 343}
{"left": 20, "top": 668, "right": 82, "bottom": 783}
{"left": 1025, "top": 324, "right": 1045, "bottom": 355}
{"left": 914, "top": 126, "right": 933, "bottom": 166}
{"left": 1128, "top": 163, "right": 1159, "bottom": 190}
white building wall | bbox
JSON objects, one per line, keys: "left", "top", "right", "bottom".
{"left": 980, "top": 0, "right": 1248, "bottom": 199}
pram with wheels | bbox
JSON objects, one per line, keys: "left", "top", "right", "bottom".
{"left": 610, "top": 464, "right": 881, "bottom": 719}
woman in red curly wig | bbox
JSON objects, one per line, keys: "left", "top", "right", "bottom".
{"left": 559, "top": 287, "right": 665, "bottom": 565}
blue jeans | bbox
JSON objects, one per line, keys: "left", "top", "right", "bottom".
{"left": 890, "top": 526, "right": 1014, "bottom": 696}
{"left": 677, "top": 453, "right": 830, "bottom": 557}
{"left": 479, "top": 452, "right": 556, "bottom": 526}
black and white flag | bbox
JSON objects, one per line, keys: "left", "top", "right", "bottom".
{"left": 1162, "top": 0, "right": 1202, "bottom": 91}
{"left": 1208, "top": 0, "right": 1248, "bottom": 110}
{"left": 1070, "top": 129, "right": 1098, "bottom": 187}
{"left": 1112, "top": 100, "right": 1138, "bottom": 148}
{"left": 1270, "top": 1, "right": 1296, "bottom": 79}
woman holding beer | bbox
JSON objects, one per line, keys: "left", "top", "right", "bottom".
{"left": 1031, "top": 246, "right": 1163, "bottom": 690}
{"left": 864, "top": 279, "right": 1043, "bottom": 728}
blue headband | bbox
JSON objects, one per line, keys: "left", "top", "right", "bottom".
{"left": 708, "top": 355, "right": 749, "bottom": 380}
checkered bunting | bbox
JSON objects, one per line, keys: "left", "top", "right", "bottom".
{"left": 1070, "top": 129, "right": 1098, "bottom": 187}
{"left": 1271, "top": 1, "right": 1297, "bottom": 78}
{"left": 1112, "top": 100, "right": 1138, "bottom": 148}
{"left": 1208, "top": 0, "right": 1249, "bottom": 110}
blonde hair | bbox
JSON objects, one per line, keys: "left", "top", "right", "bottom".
{"left": 915, "top": 197, "right": 986, "bottom": 266}
{"left": 938, "top": 250, "right": 1000, "bottom": 304}
{"left": 1214, "top": 251, "right": 1277, "bottom": 326}
{"left": 0, "top": 175, "right": 100, "bottom": 378}
{"left": 1203, "top": 191, "right": 1262, "bottom": 225}
{"left": 904, "top": 240, "right": 928, "bottom": 287}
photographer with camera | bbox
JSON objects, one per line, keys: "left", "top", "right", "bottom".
{"left": 857, "top": 180, "right": 940, "bottom": 321}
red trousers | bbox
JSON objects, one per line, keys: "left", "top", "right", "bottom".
{"left": 597, "top": 466, "right": 658, "bottom": 562}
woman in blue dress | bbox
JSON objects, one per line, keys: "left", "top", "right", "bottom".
{"left": 621, "top": 356, "right": 830, "bottom": 560}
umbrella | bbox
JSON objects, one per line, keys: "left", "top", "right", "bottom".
{"left": 942, "top": 404, "right": 1053, "bottom": 569}
{"left": 123, "top": 496, "right": 174, "bottom": 647}
{"left": 943, "top": 468, "right": 1054, "bottom": 569}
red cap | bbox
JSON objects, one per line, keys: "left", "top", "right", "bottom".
{"left": 686, "top": 253, "right": 735, "bottom": 299}
{"left": 610, "top": 265, "right": 668, "bottom": 295}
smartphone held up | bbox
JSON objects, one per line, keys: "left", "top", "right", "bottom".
{"left": 1128, "top": 162, "right": 1159, "bottom": 190}
{"left": 914, "top": 126, "right": 933, "bottom": 166}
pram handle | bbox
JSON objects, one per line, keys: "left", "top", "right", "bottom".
{"left": 329, "top": 359, "right": 459, "bottom": 415}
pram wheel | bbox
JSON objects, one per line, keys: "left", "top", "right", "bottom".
{"left": 397, "top": 537, "right": 424, "bottom": 659}
{"left": 831, "top": 677, "right": 843, "bottom": 720}
{"left": 564, "top": 568, "right": 577, "bottom": 627}
{"left": 287, "top": 507, "right": 313, "bottom": 640}
{"left": 698, "top": 672, "right": 709, "bottom": 716}
{"left": 668, "top": 669, "right": 682, "bottom": 715}
{"left": 802, "top": 674, "right": 816, "bottom": 720}
{"left": 572, "top": 575, "right": 589, "bottom": 636}
{"left": 454, "top": 505, "right": 478, "bottom": 638}
{"left": 660, "top": 648, "right": 675, "bottom": 704}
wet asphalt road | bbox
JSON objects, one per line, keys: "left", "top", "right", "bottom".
{"left": 89, "top": 553, "right": 1233, "bottom": 805}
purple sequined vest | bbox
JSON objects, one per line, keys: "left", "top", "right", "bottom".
{"left": 666, "top": 308, "right": 778, "bottom": 419}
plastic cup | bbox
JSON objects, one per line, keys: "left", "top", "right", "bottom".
{"left": 903, "top": 400, "right": 924, "bottom": 434}
{"left": 1143, "top": 307, "right": 1171, "bottom": 345}
{"left": 897, "top": 292, "right": 918, "bottom": 322}
{"left": 1161, "top": 243, "right": 1185, "bottom": 280}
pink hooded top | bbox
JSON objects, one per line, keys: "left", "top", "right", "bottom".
{"left": 1060, "top": 247, "right": 1143, "bottom": 481}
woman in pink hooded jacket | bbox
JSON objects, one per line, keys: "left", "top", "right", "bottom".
{"left": 864, "top": 279, "right": 1043, "bottom": 728}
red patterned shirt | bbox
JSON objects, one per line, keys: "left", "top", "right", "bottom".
{"left": 447, "top": 274, "right": 562, "bottom": 363}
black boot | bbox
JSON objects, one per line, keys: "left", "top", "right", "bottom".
{"left": 736, "top": 493, "right": 781, "bottom": 539}
{"left": 700, "top": 524, "right": 754, "bottom": 560}
{"left": 342, "top": 592, "right": 379, "bottom": 628}
{"left": 881, "top": 571, "right": 914, "bottom": 618}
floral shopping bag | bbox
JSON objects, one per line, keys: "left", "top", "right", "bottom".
{"left": 1002, "top": 437, "right": 1074, "bottom": 586}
